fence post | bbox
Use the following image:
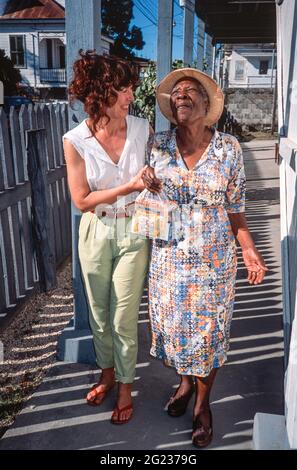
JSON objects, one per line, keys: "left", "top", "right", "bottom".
{"left": 26, "top": 129, "right": 56, "bottom": 291}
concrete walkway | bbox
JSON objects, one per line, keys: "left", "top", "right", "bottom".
{"left": 0, "top": 139, "right": 284, "bottom": 450}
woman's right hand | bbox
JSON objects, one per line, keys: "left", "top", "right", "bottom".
{"left": 142, "top": 166, "right": 162, "bottom": 193}
{"left": 128, "top": 166, "right": 148, "bottom": 192}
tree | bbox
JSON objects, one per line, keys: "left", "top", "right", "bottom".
{"left": 0, "top": 49, "right": 21, "bottom": 95}
{"left": 102, "top": 0, "right": 144, "bottom": 59}
{"left": 134, "top": 62, "right": 156, "bottom": 126}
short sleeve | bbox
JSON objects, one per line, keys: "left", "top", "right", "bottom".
{"left": 226, "top": 139, "right": 246, "bottom": 213}
{"left": 62, "top": 133, "right": 85, "bottom": 160}
{"left": 145, "top": 133, "right": 155, "bottom": 166}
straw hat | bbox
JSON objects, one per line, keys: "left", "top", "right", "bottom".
{"left": 156, "top": 68, "right": 224, "bottom": 126}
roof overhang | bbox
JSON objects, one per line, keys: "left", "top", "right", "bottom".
{"left": 0, "top": 18, "right": 65, "bottom": 24}
{"left": 195, "top": 0, "right": 277, "bottom": 44}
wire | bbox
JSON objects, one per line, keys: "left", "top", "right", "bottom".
{"left": 137, "top": 0, "right": 157, "bottom": 22}
{"left": 140, "top": 23, "right": 157, "bottom": 29}
{"left": 134, "top": 0, "right": 157, "bottom": 26}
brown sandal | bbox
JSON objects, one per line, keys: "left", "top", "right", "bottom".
{"left": 86, "top": 383, "right": 114, "bottom": 406}
{"left": 192, "top": 409, "right": 213, "bottom": 448}
{"left": 110, "top": 403, "right": 133, "bottom": 425}
{"left": 167, "top": 385, "right": 194, "bottom": 417}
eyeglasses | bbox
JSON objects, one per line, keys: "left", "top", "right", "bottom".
{"left": 170, "top": 87, "right": 200, "bottom": 98}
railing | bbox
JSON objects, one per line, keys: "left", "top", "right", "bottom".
{"left": 247, "top": 75, "right": 276, "bottom": 88}
{"left": 40, "top": 68, "right": 66, "bottom": 83}
{"left": 0, "top": 103, "right": 71, "bottom": 324}
{"left": 217, "top": 109, "right": 242, "bottom": 136}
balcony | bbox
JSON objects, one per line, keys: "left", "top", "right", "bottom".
{"left": 246, "top": 75, "right": 276, "bottom": 88}
{"left": 40, "top": 68, "right": 66, "bottom": 83}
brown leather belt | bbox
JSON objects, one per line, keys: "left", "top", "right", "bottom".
{"left": 90, "top": 210, "right": 131, "bottom": 218}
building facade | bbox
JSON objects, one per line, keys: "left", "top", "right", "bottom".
{"left": 0, "top": 0, "right": 112, "bottom": 99}
{"left": 223, "top": 43, "right": 277, "bottom": 89}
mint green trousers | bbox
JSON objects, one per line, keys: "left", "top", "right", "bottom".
{"left": 78, "top": 212, "right": 149, "bottom": 383}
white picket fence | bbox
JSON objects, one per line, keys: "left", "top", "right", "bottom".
{"left": 0, "top": 103, "right": 71, "bottom": 323}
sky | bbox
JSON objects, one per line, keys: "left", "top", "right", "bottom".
{"left": 131, "top": 0, "right": 199, "bottom": 61}
{"left": 57, "top": 0, "right": 198, "bottom": 62}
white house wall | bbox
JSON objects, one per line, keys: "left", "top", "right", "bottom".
{"left": 277, "top": 0, "right": 297, "bottom": 449}
{"left": 228, "top": 49, "right": 275, "bottom": 88}
{"left": 0, "top": 20, "right": 112, "bottom": 91}
{"left": 0, "top": 21, "right": 65, "bottom": 89}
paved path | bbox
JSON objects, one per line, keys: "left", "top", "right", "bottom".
{"left": 0, "top": 139, "right": 284, "bottom": 450}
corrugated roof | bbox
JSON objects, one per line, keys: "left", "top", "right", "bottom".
{"left": 0, "top": 0, "right": 65, "bottom": 19}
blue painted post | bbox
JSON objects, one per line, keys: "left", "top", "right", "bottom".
{"left": 57, "top": 0, "right": 101, "bottom": 364}
{"left": 182, "top": 0, "right": 195, "bottom": 67}
{"left": 197, "top": 17, "right": 205, "bottom": 71}
{"left": 205, "top": 33, "right": 214, "bottom": 76}
{"left": 156, "top": 0, "right": 173, "bottom": 132}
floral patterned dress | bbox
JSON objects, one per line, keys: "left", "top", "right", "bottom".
{"left": 148, "top": 128, "right": 246, "bottom": 377}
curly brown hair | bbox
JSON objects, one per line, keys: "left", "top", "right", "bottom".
{"left": 68, "top": 50, "right": 139, "bottom": 135}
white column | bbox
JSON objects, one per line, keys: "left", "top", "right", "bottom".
{"left": 65, "top": 0, "right": 101, "bottom": 331}
{"left": 156, "top": 0, "right": 173, "bottom": 132}
{"left": 197, "top": 17, "right": 205, "bottom": 71}
{"left": 182, "top": 0, "right": 195, "bottom": 67}
{"left": 65, "top": 0, "right": 101, "bottom": 124}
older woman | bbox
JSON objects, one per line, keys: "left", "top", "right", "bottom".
{"left": 143, "top": 68, "right": 268, "bottom": 447}
{"left": 63, "top": 51, "right": 151, "bottom": 425}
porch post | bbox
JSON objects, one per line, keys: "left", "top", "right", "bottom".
{"left": 58, "top": 0, "right": 102, "bottom": 364}
{"left": 205, "top": 33, "right": 214, "bottom": 75}
{"left": 197, "top": 17, "right": 205, "bottom": 71}
{"left": 156, "top": 0, "right": 173, "bottom": 132}
{"left": 182, "top": 0, "right": 195, "bottom": 67}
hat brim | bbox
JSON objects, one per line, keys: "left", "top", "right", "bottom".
{"left": 156, "top": 68, "right": 224, "bottom": 126}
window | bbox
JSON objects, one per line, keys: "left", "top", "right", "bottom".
{"left": 259, "top": 60, "right": 269, "bottom": 75}
{"left": 59, "top": 45, "right": 66, "bottom": 69}
{"left": 9, "top": 35, "right": 25, "bottom": 67}
{"left": 46, "top": 39, "right": 53, "bottom": 69}
{"left": 234, "top": 60, "right": 245, "bottom": 80}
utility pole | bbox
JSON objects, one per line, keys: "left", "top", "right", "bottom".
{"left": 156, "top": 0, "right": 173, "bottom": 132}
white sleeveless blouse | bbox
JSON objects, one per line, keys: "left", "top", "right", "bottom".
{"left": 63, "top": 115, "right": 149, "bottom": 215}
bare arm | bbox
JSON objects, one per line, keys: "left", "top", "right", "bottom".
{"left": 63, "top": 139, "right": 146, "bottom": 212}
{"left": 228, "top": 212, "right": 268, "bottom": 284}
{"left": 228, "top": 212, "right": 254, "bottom": 250}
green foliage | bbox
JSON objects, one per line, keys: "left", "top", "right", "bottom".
{"left": 133, "top": 62, "right": 156, "bottom": 127}
{"left": 102, "top": 0, "right": 144, "bottom": 59}
{"left": 172, "top": 59, "right": 186, "bottom": 70}
{"left": 0, "top": 49, "right": 21, "bottom": 95}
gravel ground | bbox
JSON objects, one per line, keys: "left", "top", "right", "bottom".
{"left": 0, "top": 260, "right": 73, "bottom": 438}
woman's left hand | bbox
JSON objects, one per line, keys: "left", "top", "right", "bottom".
{"left": 142, "top": 166, "right": 162, "bottom": 193}
{"left": 242, "top": 247, "right": 268, "bottom": 285}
